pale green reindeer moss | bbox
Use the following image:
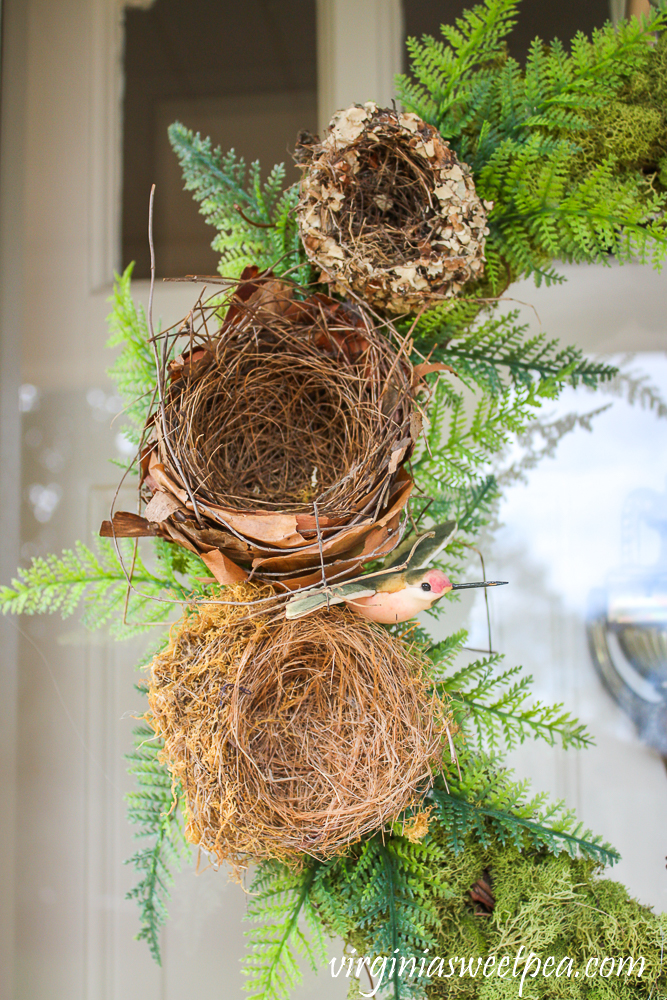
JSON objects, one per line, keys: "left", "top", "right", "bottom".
{"left": 422, "top": 837, "right": 665, "bottom": 998}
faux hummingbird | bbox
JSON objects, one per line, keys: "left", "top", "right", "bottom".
{"left": 285, "top": 520, "right": 507, "bottom": 623}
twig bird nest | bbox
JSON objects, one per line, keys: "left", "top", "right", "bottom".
{"left": 296, "top": 103, "right": 491, "bottom": 314}
{"left": 147, "top": 586, "right": 446, "bottom": 863}
{"left": 102, "top": 269, "right": 433, "bottom": 590}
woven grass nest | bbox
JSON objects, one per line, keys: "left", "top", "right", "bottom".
{"left": 147, "top": 586, "right": 446, "bottom": 863}
{"left": 102, "top": 269, "right": 427, "bottom": 590}
{"left": 296, "top": 103, "right": 491, "bottom": 314}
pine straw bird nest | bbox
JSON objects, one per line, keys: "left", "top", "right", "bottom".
{"left": 296, "top": 103, "right": 491, "bottom": 314}
{"left": 102, "top": 269, "right": 430, "bottom": 591}
{"left": 147, "top": 586, "right": 446, "bottom": 864}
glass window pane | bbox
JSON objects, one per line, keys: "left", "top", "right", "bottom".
{"left": 403, "top": 0, "right": 610, "bottom": 65}
{"left": 122, "top": 0, "right": 317, "bottom": 278}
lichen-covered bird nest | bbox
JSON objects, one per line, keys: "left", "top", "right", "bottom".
{"left": 296, "top": 103, "right": 491, "bottom": 314}
{"left": 147, "top": 586, "right": 446, "bottom": 864}
{"left": 102, "top": 269, "right": 428, "bottom": 590}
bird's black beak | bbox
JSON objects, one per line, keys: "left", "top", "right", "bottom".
{"left": 450, "top": 580, "right": 508, "bottom": 590}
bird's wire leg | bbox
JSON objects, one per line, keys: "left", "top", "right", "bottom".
{"left": 463, "top": 541, "right": 494, "bottom": 655}
{"left": 313, "top": 500, "right": 331, "bottom": 608}
{"left": 445, "top": 723, "right": 462, "bottom": 781}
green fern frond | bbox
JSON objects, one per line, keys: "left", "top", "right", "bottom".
{"left": 316, "top": 834, "right": 453, "bottom": 999}
{"left": 411, "top": 309, "right": 617, "bottom": 400}
{"left": 0, "top": 538, "right": 192, "bottom": 637}
{"left": 412, "top": 377, "right": 538, "bottom": 508}
{"left": 243, "top": 860, "right": 327, "bottom": 1000}
{"left": 429, "top": 642, "right": 593, "bottom": 750}
{"left": 125, "top": 722, "right": 190, "bottom": 965}
{"left": 106, "top": 264, "right": 158, "bottom": 448}
{"left": 168, "top": 123, "right": 308, "bottom": 282}
{"left": 399, "top": 0, "right": 521, "bottom": 133}
{"left": 430, "top": 761, "right": 619, "bottom": 866}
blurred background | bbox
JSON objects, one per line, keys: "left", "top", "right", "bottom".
{"left": 1, "top": 1, "right": 665, "bottom": 998}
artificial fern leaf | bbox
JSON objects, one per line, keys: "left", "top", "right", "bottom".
{"left": 243, "top": 860, "right": 326, "bottom": 1000}
{"left": 413, "top": 308, "right": 617, "bottom": 395}
{"left": 168, "top": 123, "right": 308, "bottom": 281}
{"left": 425, "top": 632, "right": 592, "bottom": 750}
{"left": 125, "top": 722, "right": 190, "bottom": 965}
{"left": 430, "top": 760, "right": 619, "bottom": 866}
{"left": 406, "top": 307, "right": 617, "bottom": 545}
{"left": 313, "top": 834, "right": 453, "bottom": 1000}
{"left": 0, "top": 538, "right": 189, "bottom": 637}
{"left": 106, "top": 263, "right": 158, "bottom": 448}
{"left": 399, "top": 0, "right": 521, "bottom": 131}
{"left": 439, "top": 657, "right": 592, "bottom": 750}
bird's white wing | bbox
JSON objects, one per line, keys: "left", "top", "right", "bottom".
{"left": 411, "top": 519, "right": 458, "bottom": 568}
{"left": 285, "top": 581, "right": 376, "bottom": 620}
{"left": 285, "top": 590, "right": 337, "bottom": 620}
{"left": 383, "top": 519, "right": 458, "bottom": 570}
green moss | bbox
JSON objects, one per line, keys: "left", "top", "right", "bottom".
{"left": 573, "top": 32, "right": 667, "bottom": 180}
{"left": 577, "top": 102, "right": 665, "bottom": 171}
{"left": 632, "top": 30, "right": 667, "bottom": 110}
{"left": 419, "top": 833, "right": 667, "bottom": 999}
{"left": 340, "top": 821, "right": 665, "bottom": 999}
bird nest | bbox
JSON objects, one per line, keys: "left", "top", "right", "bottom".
{"left": 147, "top": 586, "right": 446, "bottom": 864}
{"left": 102, "top": 268, "right": 424, "bottom": 590}
{"left": 158, "top": 276, "right": 411, "bottom": 515}
{"left": 296, "top": 103, "right": 491, "bottom": 314}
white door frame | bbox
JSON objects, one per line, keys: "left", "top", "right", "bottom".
{"left": 0, "top": 0, "right": 28, "bottom": 994}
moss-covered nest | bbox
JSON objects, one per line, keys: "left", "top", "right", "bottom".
{"left": 296, "top": 103, "right": 490, "bottom": 314}
{"left": 147, "top": 586, "right": 447, "bottom": 867}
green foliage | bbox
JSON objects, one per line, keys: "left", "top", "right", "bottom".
{"left": 326, "top": 834, "right": 452, "bottom": 997}
{"left": 406, "top": 309, "right": 617, "bottom": 540}
{"left": 431, "top": 763, "right": 618, "bottom": 866}
{"left": 0, "top": 537, "right": 208, "bottom": 638}
{"left": 398, "top": 1, "right": 667, "bottom": 291}
{"left": 244, "top": 787, "right": 619, "bottom": 1000}
{"left": 409, "top": 371, "right": 538, "bottom": 540}
{"left": 245, "top": 834, "right": 453, "bottom": 1000}
{"left": 415, "top": 375, "right": 534, "bottom": 491}
{"left": 454, "top": 474, "right": 500, "bottom": 536}
{"left": 106, "top": 263, "right": 158, "bottom": 448}
{"left": 168, "top": 123, "right": 308, "bottom": 282}
{"left": 244, "top": 860, "right": 327, "bottom": 1000}
{"left": 427, "top": 629, "right": 592, "bottom": 751}
{"left": 483, "top": 145, "right": 667, "bottom": 280}
{"left": 339, "top": 822, "right": 643, "bottom": 998}
{"left": 125, "top": 722, "right": 190, "bottom": 965}
{"left": 422, "top": 838, "right": 667, "bottom": 998}
{"left": 579, "top": 29, "right": 667, "bottom": 173}
{"left": 412, "top": 308, "right": 617, "bottom": 395}
{"left": 577, "top": 100, "right": 665, "bottom": 171}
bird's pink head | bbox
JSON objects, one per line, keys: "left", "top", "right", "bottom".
{"left": 421, "top": 569, "right": 452, "bottom": 596}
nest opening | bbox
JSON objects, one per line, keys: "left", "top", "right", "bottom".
{"left": 167, "top": 332, "right": 383, "bottom": 511}
{"left": 343, "top": 139, "right": 448, "bottom": 266}
{"left": 156, "top": 274, "right": 414, "bottom": 518}
{"left": 148, "top": 587, "right": 446, "bottom": 863}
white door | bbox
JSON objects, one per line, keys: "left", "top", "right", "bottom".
{"left": 1, "top": 1, "right": 665, "bottom": 999}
